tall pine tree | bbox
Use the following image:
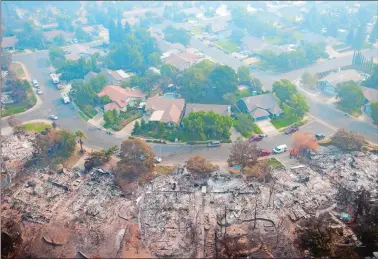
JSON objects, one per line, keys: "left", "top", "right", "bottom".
{"left": 353, "top": 23, "right": 366, "bottom": 50}
{"left": 369, "top": 21, "right": 378, "bottom": 44}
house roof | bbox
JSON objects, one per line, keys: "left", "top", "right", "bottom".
{"left": 1, "top": 36, "right": 18, "bottom": 48}
{"left": 145, "top": 98, "right": 185, "bottom": 124}
{"left": 84, "top": 71, "right": 98, "bottom": 82}
{"left": 163, "top": 53, "right": 190, "bottom": 71}
{"left": 41, "top": 23, "right": 58, "bottom": 29}
{"left": 184, "top": 103, "right": 230, "bottom": 117}
{"left": 251, "top": 108, "right": 270, "bottom": 119}
{"left": 361, "top": 86, "right": 378, "bottom": 103}
{"left": 211, "top": 22, "right": 228, "bottom": 33}
{"left": 104, "top": 102, "right": 122, "bottom": 112}
{"left": 98, "top": 85, "right": 146, "bottom": 109}
{"left": 43, "top": 30, "right": 74, "bottom": 39}
{"left": 320, "top": 69, "right": 362, "bottom": 85}
{"left": 241, "top": 93, "right": 282, "bottom": 114}
{"left": 107, "top": 69, "right": 134, "bottom": 81}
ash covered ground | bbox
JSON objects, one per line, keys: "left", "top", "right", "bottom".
{"left": 1, "top": 142, "right": 377, "bottom": 258}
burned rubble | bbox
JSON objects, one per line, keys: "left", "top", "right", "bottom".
{"left": 1, "top": 134, "right": 35, "bottom": 187}
{"left": 1, "top": 144, "right": 377, "bottom": 258}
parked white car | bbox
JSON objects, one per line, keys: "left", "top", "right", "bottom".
{"left": 273, "top": 144, "right": 287, "bottom": 154}
{"left": 37, "top": 90, "right": 43, "bottom": 95}
{"left": 48, "top": 115, "right": 58, "bottom": 120}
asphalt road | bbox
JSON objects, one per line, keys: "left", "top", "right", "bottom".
{"left": 1, "top": 30, "right": 377, "bottom": 163}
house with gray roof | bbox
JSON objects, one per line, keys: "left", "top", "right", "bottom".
{"left": 317, "top": 69, "right": 362, "bottom": 96}
{"left": 237, "top": 93, "right": 283, "bottom": 121}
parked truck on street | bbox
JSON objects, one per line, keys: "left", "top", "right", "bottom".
{"left": 61, "top": 93, "right": 70, "bottom": 104}
{"left": 50, "top": 73, "right": 60, "bottom": 84}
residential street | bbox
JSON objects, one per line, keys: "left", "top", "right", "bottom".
{"left": 1, "top": 35, "right": 377, "bottom": 164}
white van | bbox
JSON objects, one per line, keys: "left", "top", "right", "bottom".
{"left": 273, "top": 144, "right": 287, "bottom": 154}
{"left": 208, "top": 141, "right": 221, "bottom": 147}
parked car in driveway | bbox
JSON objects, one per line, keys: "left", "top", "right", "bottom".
{"left": 249, "top": 134, "right": 264, "bottom": 142}
{"left": 257, "top": 149, "right": 271, "bottom": 157}
{"left": 315, "top": 133, "right": 325, "bottom": 140}
{"left": 284, "top": 126, "right": 299, "bottom": 134}
{"left": 273, "top": 144, "right": 287, "bottom": 154}
{"left": 48, "top": 115, "right": 58, "bottom": 120}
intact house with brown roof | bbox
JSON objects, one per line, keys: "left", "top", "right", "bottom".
{"left": 97, "top": 85, "right": 147, "bottom": 112}
{"left": 237, "top": 93, "right": 283, "bottom": 121}
{"left": 184, "top": 103, "right": 231, "bottom": 118}
{"left": 145, "top": 98, "right": 186, "bottom": 126}
{"left": 162, "top": 51, "right": 202, "bottom": 71}
{"left": 1, "top": 36, "right": 18, "bottom": 50}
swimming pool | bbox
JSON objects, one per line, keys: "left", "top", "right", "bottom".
{"left": 162, "top": 93, "right": 179, "bottom": 99}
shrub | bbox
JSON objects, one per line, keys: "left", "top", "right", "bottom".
{"left": 331, "top": 129, "right": 365, "bottom": 150}
{"left": 186, "top": 156, "right": 218, "bottom": 174}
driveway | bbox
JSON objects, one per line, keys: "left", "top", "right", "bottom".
{"left": 255, "top": 120, "right": 280, "bottom": 136}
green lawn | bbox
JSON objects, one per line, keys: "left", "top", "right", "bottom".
{"left": 271, "top": 115, "right": 301, "bottom": 129}
{"left": 23, "top": 122, "right": 52, "bottom": 132}
{"left": 292, "top": 31, "right": 303, "bottom": 40}
{"left": 216, "top": 40, "right": 238, "bottom": 53}
{"left": 267, "top": 158, "right": 283, "bottom": 169}
{"left": 270, "top": 104, "right": 303, "bottom": 129}
{"left": 335, "top": 103, "right": 362, "bottom": 118}
{"left": 77, "top": 110, "right": 89, "bottom": 121}
{"left": 191, "top": 26, "right": 202, "bottom": 35}
{"left": 233, "top": 113, "right": 262, "bottom": 137}
{"left": 332, "top": 43, "right": 348, "bottom": 51}
{"left": 1, "top": 104, "right": 30, "bottom": 117}
{"left": 265, "top": 36, "right": 282, "bottom": 45}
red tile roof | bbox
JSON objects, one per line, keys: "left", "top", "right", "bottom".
{"left": 98, "top": 85, "right": 146, "bottom": 109}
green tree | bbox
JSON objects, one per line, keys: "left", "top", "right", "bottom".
{"left": 290, "top": 93, "right": 309, "bottom": 118}
{"left": 301, "top": 71, "right": 318, "bottom": 89}
{"left": 182, "top": 111, "right": 233, "bottom": 140}
{"left": 89, "top": 74, "right": 108, "bottom": 93}
{"left": 49, "top": 46, "right": 67, "bottom": 69}
{"left": 369, "top": 102, "right": 378, "bottom": 124}
{"left": 163, "top": 26, "right": 191, "bottom": 46}
{"left": 147, "top": 52, "right": 161, "bottom": 67}
{"left": 160, "top": 64, "right": 179, "bottom": 83}
{"left": 369, "top": 21, "right": 378, "bottom": 44}
{"left": 272, "top": 79, "right": 298, "bottom": 103}
{"left": 53, "top": 34, "right": 66, "bottom": 46}
{"left": 222, "top": 93, "right": 238, "bottom": 105}
{"left": 16, "top": 21, "right": 45, "bottom": 50}
{"left": 75, "top": 130, "right": 86, "bottom": 152}
{"left": 33, "top": 129, "right": 76, "bottom": 165}
{"left": 209, "top": 65, "right": 238, "bottom": 96}
{"left": 346, "top": 29, "right": 355, "bottom": 46}
{"left": 353, "top": 23, "right": 366, "bottom": 50}
{"left": 237, "top": 65, "right": 251, "bottom": 85}
{"left": 84, "top": 145, "right": 118, "bottom": 171}
{"left": 336, "top": 81, "right": 365, "bottom": 109}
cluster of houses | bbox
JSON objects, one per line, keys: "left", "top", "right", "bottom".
{"left": 95, "top": 83, "right": 284, "bottom": 126}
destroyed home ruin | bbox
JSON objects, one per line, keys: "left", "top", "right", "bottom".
{"left": 1, "top": 139, "right": 377, "bottom": 258}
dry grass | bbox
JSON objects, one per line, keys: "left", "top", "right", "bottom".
{"left": 62, "top": 146, "right": 84, "bottom": 169}
{"left": 154, "top": 165, "right": 175, "bottom": 175}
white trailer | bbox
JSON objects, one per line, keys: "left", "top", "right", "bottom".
{"left": 61, "top": 93, "right": 70, "bottom": 104}
{"left": 50, "top": 73, "right": 60, "bottom": 84}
